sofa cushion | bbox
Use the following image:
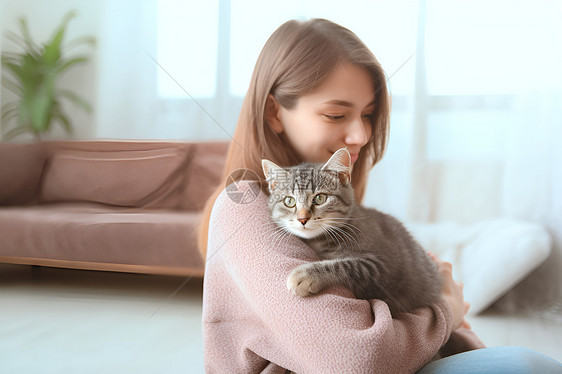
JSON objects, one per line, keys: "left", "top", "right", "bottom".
{"left": 0, "top": 142, "right": 47, "bottom": 205}
{"left": 0, "top": 204, "right": 205, "bottom": 269}
{"left": 181, "top": 142, "right": 229, "bottom": 211}
{"left": 40, "top": 148, "right": 188, "bottom": 207}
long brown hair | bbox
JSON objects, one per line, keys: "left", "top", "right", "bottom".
{"left": 198, "top": 18, "right": 391, "bottom": 257}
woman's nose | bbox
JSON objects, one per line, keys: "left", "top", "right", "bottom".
{"left": 344, "top": 116, "right": 370, "bottom": 147}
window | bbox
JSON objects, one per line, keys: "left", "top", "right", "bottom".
{"left": 154, "top": 0, "right": 561, "bottom": 158}
{"left": 425, "top": 0, "right": 559, "bottom": 95}
{"left": 157, "top": 0, "right": 219, "bottom": 98}
{"left": 158, "top": 0, "right": 419, "bottom": 100}
{"left": 155, "top": 0, "right": 421, "bottom": 140}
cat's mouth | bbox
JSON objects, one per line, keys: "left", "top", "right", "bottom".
{"left": 287, "top": 221, "right": 324, "bottom": 239}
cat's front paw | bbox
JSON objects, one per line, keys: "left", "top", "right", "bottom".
{"left": 287, "top": 264, "right": 323, "bottom": 297}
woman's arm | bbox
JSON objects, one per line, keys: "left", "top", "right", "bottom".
{"left": 203, "top": 189, "right": 455, "bottom": 373}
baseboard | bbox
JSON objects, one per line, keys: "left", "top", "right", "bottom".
{"left": 0, "top": 256, "right": 205, "bottom": 277}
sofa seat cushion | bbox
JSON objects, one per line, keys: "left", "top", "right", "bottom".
{"left": 0, "top": 204, "right": 204, "bottom": 270}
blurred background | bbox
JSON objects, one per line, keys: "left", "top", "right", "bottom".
{"left": 1, "top": 0, "right": 561, "bottom": 313}
{"left": 1, "top": 0, "right": 561, "bottom": 369}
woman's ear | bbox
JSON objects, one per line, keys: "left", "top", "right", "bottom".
{"left": 265, "top": 94, "right": 284, "bottom": 134}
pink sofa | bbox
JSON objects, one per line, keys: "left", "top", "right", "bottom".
{"left": 0, "top": 140, "right": 229, "bottom": 277}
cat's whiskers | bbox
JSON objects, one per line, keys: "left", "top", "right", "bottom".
{"left": 318, "top": 219, "right": 363, "bottom": 251}
{"left": 273, "top": 227, "right": 293, "bottom": 249}
{"left": 322, "top": 223, "right": 350, "bottom": 247}
{"left": 332, "top": 226, "right": 361, "bottom": 251}
{"left": 338, "top": 223, "right": 366, "bottom": 250}
{"left": 262, "top": 225, "right": 292, "bottom": 249}
{"left": 322, "top": 221, "right": 359, "bottom": 251}
{"left": 315, "top": 217, "right": 365, "bottom": 236}
{"left": 322, "top": 222, "right": 346, "bottom": 246}
{"left": 316, "top": 216, "right": 367, "bottom": 220}
{"left": 259, "top": 225, "right": 286, "bottom": 240}
{"left": 322, "top": 216, "right": 369, "bottom": 240}
{"left": 336, "top": 222, "right": 366, "bottom": 250}
{"left": 322, "top": 225, "right": 344, "bottom": 249}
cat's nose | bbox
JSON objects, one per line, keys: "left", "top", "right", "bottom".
{"left": 298, "top": 217, "right": 309, "bottom": 226}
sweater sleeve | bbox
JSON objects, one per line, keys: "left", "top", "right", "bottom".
{"left": 203, "top": 189, "right": 454, "bottom": 374}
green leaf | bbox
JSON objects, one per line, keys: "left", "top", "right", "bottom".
{"left": 52, "top": 103, "right": 73, "bottom": 134}
{"left": 1, "top": 54, "right": 20, "bottom": 64}
{"left": 1, "top": 53, "right": 25, "bottom": 68}
{"left": 25, "top": 77, "right": 55, "bottom": 132}
{"left": 59, "top": 10, "right": 77, "bottom": 30}
{"left": 4, "top": 31, "right": 27, "bottom": 50}
{"left": 18, "top": 18, "right": 38, "bottom": 54}
{"left": 1, "top": 111, "right": 19, "bottom": 129}
{"left": 58, "top": 89, "right": 91, "bottom": 112}
{"left": 56, "top": 56, "right": 88, "bottom": 74}
{"left": 1, "top": 101, "right": 19, "bottom": 115}
{"left": 17, "top": 101, "right": 32, "bottom": 128}
{"left": 44, "top": 32, "right": 63, "bottom": 66}
{"left": 64, "top": 36, "right": 96, "bottom": 52}
{"left": 4, "top": 31, "right": 40, "bottom": 57}
{"left": 44, "top": 11, "right": 76, "bottom": 66}
{"left": 1, "top": 76, "right": 23, "bottom": 96}
{"left": 2, "top": 61, "right": 25, "bottom": 81}
{"left": 3, "top": 124, "right": 33, "bottom": 141}
{"left": 1, "top": 102, "right": 19, "bottom": 123}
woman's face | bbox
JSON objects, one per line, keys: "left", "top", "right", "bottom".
{"left": 269, "top": 62, "right": 375, "bottom": 165}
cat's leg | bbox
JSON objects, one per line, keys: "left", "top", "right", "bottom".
{"left": 287, "top": 256, "right": 383, "bottom": 297}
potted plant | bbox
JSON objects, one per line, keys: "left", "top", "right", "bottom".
{"left": 1, "top": 11, "right": 95, "bottom": 141}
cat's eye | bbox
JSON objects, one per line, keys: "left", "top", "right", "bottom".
{"left": 283, "top": 196, "right": 296, "bottom": 208}
{"left": 313, "top": 193, "right": 327, "bottom": 205}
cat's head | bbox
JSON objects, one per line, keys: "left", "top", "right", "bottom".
{"left": 261, "top": 148, "right": 355, "bottom": 239}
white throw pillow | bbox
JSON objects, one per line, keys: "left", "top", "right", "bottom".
{"left": 406, "top": 219, "right": 552, "bottom": 314}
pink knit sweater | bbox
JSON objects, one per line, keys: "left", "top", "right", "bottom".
{"left": 202, "top": 189, "right": 484, "bottom": 373}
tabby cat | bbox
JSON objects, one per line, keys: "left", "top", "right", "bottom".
{"left": 261, "top": 148, "right": 441, "bottom": 315}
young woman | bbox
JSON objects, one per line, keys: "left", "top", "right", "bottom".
{"left": 200, "top": 19, "right": 562, "bottom": 373}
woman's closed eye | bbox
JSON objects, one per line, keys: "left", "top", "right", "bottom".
{"left": 323, "top": 114, "right": 346, "bottom": 121}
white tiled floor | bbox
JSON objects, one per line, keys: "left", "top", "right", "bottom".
{"left": 0, "top": 264, "right": 560, "bottom": 373}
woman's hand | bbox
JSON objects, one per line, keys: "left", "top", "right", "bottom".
{"left": 427, "top": 252, "right": 470, "bottom": 330}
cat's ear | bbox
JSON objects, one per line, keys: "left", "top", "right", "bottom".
{"left": 262, "top": 159, "right": 289, "bottom": 191}
{"left": 321, "top": 148, "right": 351, "bottom": 185}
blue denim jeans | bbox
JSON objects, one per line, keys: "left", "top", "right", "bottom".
{"left": 418, "top": 346, "right": 562, "bottom": 374}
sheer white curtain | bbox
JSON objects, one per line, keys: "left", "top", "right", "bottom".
{"left": 365, "top": 0, "right": 562, "bottom": 310}
{"left": 95, "top": 0, "right": 158, "bottom": 139}
{"left": 97, "top": 0, "right": 562, "bottom": 306}
{"left": 368, "top": 0, "right": 562, "bottom": 223}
